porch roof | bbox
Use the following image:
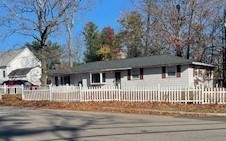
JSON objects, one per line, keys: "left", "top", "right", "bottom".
{"left": 8, "top": 67, "right": 34, "bottom": 78}
{"left": 50, "top": 54, "right": 214, "bottom": 75}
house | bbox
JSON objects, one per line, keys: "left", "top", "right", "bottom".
{"left": 0, "top": 47, "right": 41, "bottom": 85}
{"left": 50, "top": 55, "right": 214, "bottom": 88}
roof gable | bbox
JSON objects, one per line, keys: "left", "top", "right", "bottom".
{"left": 0, "top": 48, "right": 25, "bottom": 67}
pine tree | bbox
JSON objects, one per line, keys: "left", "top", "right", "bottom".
{"left": 83, "top": 22, "right": 101, "bottom": 62}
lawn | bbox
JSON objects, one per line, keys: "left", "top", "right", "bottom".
{"left": 1, "top": 94, "right": 226, "bottom": 117}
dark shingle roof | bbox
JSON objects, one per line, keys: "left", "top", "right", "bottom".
{"left": 8, "top": 67, "right": 33, "bottom": 77}
{"left": 51, "top": 55, "right": 198, "bottom": 75}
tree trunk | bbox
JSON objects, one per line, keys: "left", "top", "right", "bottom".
{"left": 40, "top": 48, "right": 47, "bottom": 86}
{"left": 68, "top": 29, "right": 73, "bottom": 68}
{"left": 144, "top": 0, "right": 152, "bottom": 56}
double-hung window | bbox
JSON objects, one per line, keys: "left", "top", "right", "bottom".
{"left": 167, "top": 66, "right": 176, "bottom": 77}
{"left": 132, "top": 68, "right": 140, "bottom": 79}
{"left": 90, "top": 73, "right": 106, "bottom": 85}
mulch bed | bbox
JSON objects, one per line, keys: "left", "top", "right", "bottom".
{"left": 1, "top": 94, "right": 226, "bottom": 117}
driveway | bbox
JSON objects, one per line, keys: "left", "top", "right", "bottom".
{"left": 0, "top": 106, "right": 226, "bottom": 141}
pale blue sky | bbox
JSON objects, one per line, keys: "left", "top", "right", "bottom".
{"left": 0, "top": 0, "right": 132, "bottom": 51}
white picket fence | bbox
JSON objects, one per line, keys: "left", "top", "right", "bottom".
{"left": 18, "top": 85, "right": 226, "bottom": 104}
{"left": 0, "top": 85, "right": 23, "bottom": 95}
{"left": 1, "top": 84, "right": 226, "bottom": 104}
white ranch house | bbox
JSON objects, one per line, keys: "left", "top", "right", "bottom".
{"left": 0, "top": 47, "right": 41, "bottom": 85}
{"left": 50, "top": 55, "right": 214, "bottom": 88}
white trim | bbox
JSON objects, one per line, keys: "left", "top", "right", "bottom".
{"left": 89, "top": 67, "right": 132, "bottom": 73}
{"left": 192, "top": 62, "right": 214, "bottom": 67}
{"left": 90, "top": 72, "right": 106, "bottom": 85}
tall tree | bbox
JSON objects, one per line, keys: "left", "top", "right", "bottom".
{"left": 83, "top": 22, "right": 101, "bottom": 62}
{"left": 64, "top": 0, "right": 81, "bottom": 68}
{"left": 98, "top": 27, "right": 121, "bottom": 60}
{"left": 118, "top": 11, "right": 143, "bottom": 58}
{"left": 0, "top": 0, "right": 78, "bottom": 86}
{"left": 134, "top": 0, "right": 159, "bottom": 55}
{"left": 64, "top": 0, "right": 93, "bottom": 67}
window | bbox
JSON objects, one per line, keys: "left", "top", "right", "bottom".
{"left": 132, "top": 68, "right": 140, "bottom": 79}
{"left": 167, "top": 66, "right": 176, "bottom": 77}
{"left": 3, "top": 70, "right": 6, "bottom": 78}
{"left": 92, "top": 73, "right": 100, "bottom": 83}
{"left": 64, "top": 76, "right": 70, "bottom": 85}
{"left": 128, "top": 68, "right": 144, "bottom": 80}
{"left": 58, "top": 76, "right": 71, "bottom": 85}
{"left": 90, "top": 73, "right": 106, "bottom": 84}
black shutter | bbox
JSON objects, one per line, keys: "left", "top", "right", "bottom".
{"left": 140, "top": 68, "right": 143, "bottom": 80}
{"left": 162, "top": 67, "right": 166, "bottom": 79}
{"left": 176, "top": 65, "right": 181, "bottom": 78}
{"left": 127, "top": 69, "right": 131, "bottom": 80}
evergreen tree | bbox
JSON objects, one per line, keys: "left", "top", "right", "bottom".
{"left": 25, "top": 41, "right": 63, "bottom": 70}
{"left": 83, "top": 22, "right": 101, "bottom": 62}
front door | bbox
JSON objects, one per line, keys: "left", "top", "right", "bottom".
{"left": 115, "top": 72, "right": 121, "bottom": 87}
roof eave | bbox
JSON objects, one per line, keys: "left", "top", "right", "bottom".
{"left": 191, "top": 62, "right": 215, "bottom": 68}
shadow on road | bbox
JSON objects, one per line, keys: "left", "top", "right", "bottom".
{"left": 1, "top": 107, "right": 226, "bottom": 141}
{"left": 0, "top": 108, "right": 96, "bottom": 141}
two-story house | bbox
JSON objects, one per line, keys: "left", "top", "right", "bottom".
{"left": 0, "top": 47, "right": 41, "bottom": 85}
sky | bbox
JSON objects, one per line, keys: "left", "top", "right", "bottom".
{"left": 0, "top": 0, "right": 132, "bottom": 51}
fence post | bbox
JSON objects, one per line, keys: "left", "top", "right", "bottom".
{"left": 66, "top": 84, "right": 69, "bottom": 102}
{"left": 157, "top": 84, "right": 160, "bottom": 102}
{"left": 118, "top": 84, "right": 121, "bottom": 101}
{"left": 201, "top": 84, "right": 204, "bottom": 104}
{"left": 3, "top": 83, "right": 7, "bottom": 94}
{"left": 49, "top": 84, "right": 52, "bottom": 101}
{"left": 185, "top": 87, "right": 188, "bottom": 104}
{"left": 21, "top": 84, "right": 24, "bottom": 100}
{"left": 79, "top": 84, "right": 82, "bottom": 102}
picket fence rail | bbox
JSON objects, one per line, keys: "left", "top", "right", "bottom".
{"left": 1, "top": 84, "right": 226, "bottom": 104}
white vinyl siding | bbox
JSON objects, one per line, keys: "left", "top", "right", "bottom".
{"left": 121, "top": 65, "right": 190, "bottom": 87}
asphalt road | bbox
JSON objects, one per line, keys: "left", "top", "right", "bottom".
{"left": 0, "top": 107, "right": 226, "bottom": 141}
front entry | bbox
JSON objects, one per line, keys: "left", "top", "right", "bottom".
{"left": 115, "top": 72, "right": 121, "bottom": 87}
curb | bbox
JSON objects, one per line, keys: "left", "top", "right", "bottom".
{"left": 102, "top": 107, "right": 226, "bottom": 117}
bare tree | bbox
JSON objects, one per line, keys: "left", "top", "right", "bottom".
{"left": 132, "top": 0, "right": 159, "bottom": 55}
{"left": 64, "top": 0, "right": 93, "bottom": 68}
{"left": 0, "top": 0, "right": 78, "bottom": 86}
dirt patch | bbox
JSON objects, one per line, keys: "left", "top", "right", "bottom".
{"left": 1, "top": 94, "right": 226, "bottom": 117}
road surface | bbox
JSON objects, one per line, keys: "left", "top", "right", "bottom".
{"left": 0, "top": 106, "right": 226, "bottom": 141}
